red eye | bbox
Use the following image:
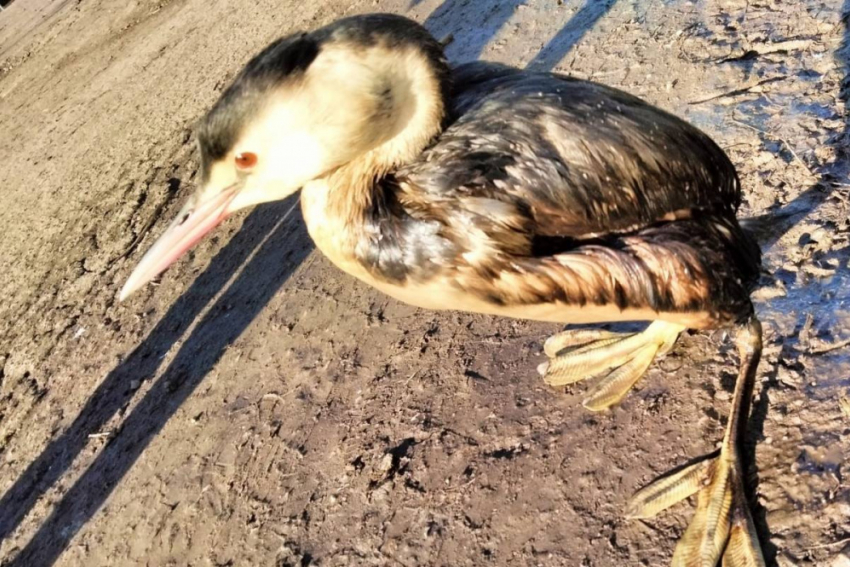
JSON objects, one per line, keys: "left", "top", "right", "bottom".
{"left": 235, "top": 152, "right": 257, "bottom": 170}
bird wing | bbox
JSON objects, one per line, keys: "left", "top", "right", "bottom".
{"left": 398, "top": 63, "right": 742, "bottom": 240}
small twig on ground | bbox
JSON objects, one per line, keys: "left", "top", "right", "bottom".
{"left": 808, "top": 337, "right": 850, "bottom": 355}
{"left": 718, "top": 39, "right": 813, "bottom": 63}
{"left": 88, "top": 431, "right": 112, "bottom": 439}
{"left": 403, "top": 370, "right": 420, "bottom": 386}
{"left": 108, "top": 192, "right": 179, "bottom": 268}
{"left": 839, "top": 394, "right": 850, "bottom": 419}
{"left": 729, "top": 117, "right": 816, "bottom": 180}
{"left": 688, "top": 75, "right": 786, "bottom": 105}
{"left": 801, "top": 536, "right": 850, "bottom": 551}
{"left": 799, "top": 313, "right": 815, "bottom": 349}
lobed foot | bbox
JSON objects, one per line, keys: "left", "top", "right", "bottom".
{"left": 626, "top": 448, "right": 764, "bottom": 567}
{"left": 626, "top": 317, "right": 765, "bottom": 567}
{"left": 538, "top": 321, "right": 683, "bottom": 411}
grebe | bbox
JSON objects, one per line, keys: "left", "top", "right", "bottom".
{"left": 121, "top": 14, "right": 765, "bottom": 566}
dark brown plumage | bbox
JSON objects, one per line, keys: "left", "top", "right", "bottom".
{"left": 355, "top": 63, "right": 761, "bottom": 324}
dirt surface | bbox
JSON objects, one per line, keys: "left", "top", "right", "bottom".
{"left": 0, "top": 0, "right": 849, "bottom": 565}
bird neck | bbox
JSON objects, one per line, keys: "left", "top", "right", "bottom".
{"left": 319, "top": 48, "right": 448, "bottom": 226}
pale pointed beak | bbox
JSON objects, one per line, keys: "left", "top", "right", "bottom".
{"left": 119, "top": 186, "right": 239, "bottom": 301}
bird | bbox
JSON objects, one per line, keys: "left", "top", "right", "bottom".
{"left": 120, "top": 13, "right": 766, "bottom": 566}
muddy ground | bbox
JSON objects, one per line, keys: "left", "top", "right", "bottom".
{"left": 0, "top": 0, "right": 848, "bottom": 565}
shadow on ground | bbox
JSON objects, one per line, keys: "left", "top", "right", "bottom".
{"left": 2, "top": 196, "right": 313, "bottom": 566}
{"left": 415, "top": 0, "right": 616, "bottom": 71}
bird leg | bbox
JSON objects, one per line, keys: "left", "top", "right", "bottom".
{"left": 538, "top": 320, "right": 684, "bottom": 411}
{"left": 626, "top": 317, "right": 764, "bottom": 567}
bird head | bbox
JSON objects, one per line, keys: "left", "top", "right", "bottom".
{"left": 119, "top": 14, "right": 448, "bottom": 300}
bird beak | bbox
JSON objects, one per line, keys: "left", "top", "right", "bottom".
{"left": 119, "top": 186, "right": 239, "bottom": 301}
